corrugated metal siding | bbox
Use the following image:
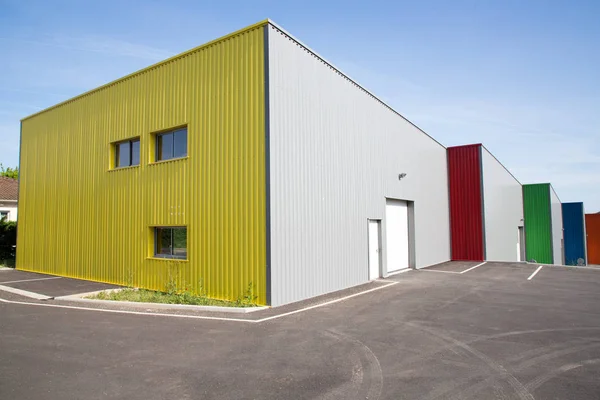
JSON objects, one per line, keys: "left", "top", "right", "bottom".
{"left": 562, "top": 202, "right": 586, "bottom": 265}
{"left": 586, "top": 214, "right": 600, "bottom": 265}
{"left": 17, "top": 24, "right": 268, "bottom": 304}
{"left": 481, "top": 146, "right": 523, "bottom": 262}
{"left": 549, "top": 185, "right": 564, "bottom": 265}
{"left": 268, "top": 25, "right": 451, "bottom": 306}
{"left": 523, "top": 184, "right": 553, "bottom": 264}
{"left": 447, "top": 145, "right": 484, "bottom": 261}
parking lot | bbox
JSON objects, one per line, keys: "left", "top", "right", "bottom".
{"left": 1, "top": 262, "right": 600, "bottom": 399}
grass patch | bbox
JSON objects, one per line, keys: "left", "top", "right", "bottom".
{"left": 87, "top": 288, "right": 257, "bottom": 308}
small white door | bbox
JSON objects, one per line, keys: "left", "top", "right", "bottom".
{"left": 386, "top": 199, "right": 409, "bottom": 272}
{"left": 518, "top": 226, "right": 525, "bottom": 261}
{"left": 368, "top": 220, "right": 381, "bottom": 280}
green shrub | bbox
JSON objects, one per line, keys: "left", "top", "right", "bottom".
{"left": 0, "top": 219, "right": 16, "bottom": 266}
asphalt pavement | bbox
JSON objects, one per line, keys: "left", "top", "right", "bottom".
{"left": 1, "top": 262, "right": 600, "bottom": 400}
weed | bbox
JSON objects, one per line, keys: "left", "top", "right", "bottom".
{"left": 87, "top": 287, "right": 256, "bottom": 307}
{"left": 235, "top": 282, "right": 258, "bottom": 307}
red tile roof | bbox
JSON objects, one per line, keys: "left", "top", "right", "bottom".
{"left": 0, "top": 177, "right": 18, "bottom": 201}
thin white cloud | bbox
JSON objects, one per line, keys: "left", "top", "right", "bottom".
{"left": 2, "top": 35, "right": 174, "bottom": 61}
{"left": 0, "top": 87, "right": 71, "bottom": 98}
{"left": 49, "top": 34, "right": 175, "bottom": 60}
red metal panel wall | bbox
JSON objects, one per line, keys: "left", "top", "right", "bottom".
{"left": 447, "top": 144, "right": 485, "bottom": 261}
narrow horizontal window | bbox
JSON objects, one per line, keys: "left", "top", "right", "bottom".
{"left": 154, "top": 227, "right": 187, "bottom": 259}
{"left": 156, "top": 127, "right": 187, "bottom": 161}
{"left": 114, "top": 138, "right": 140, "bottom": 168}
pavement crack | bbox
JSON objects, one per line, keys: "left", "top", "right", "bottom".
{"left": 323, "top": 330, "right": 384, "bottom": 400}
{"left": 407, "top": 322, "right": 534, "bottom": 400}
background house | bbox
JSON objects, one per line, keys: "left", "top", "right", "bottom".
{"left": 0, "top": 176, "right": 18, "bottom": 221}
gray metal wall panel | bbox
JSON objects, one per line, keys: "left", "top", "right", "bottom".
{"left": 267, "top": 25, "right": 451, "bottom": 306}
{"left": 481, "top": 147, "right": 524, "bottom": 261}
{"left": 550, "top": 185, "right": 564, "bottom": 264}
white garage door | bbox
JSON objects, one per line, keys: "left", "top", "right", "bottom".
{"left": 386, "top": 199, "right": 409, "bottom": 272}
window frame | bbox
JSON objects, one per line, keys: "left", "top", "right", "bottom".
{"left": 153, "top": 226, "right": 187, "bottom": 260}
{"left": 155, "top": 127, "right": 187, "bottom": 162}
{"left": 113, "top": 137, "right": 141, "bottom": 169}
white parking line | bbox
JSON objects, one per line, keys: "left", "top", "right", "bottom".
{"left": 419, "top": 269, "right": 461, "bottom": 274}
{"left": 0, "top": 277, "right": 62, "bottom": 285}
{"left": 256, "top": 281, "right": 398, "bottom": 323}
{"left": 0, "top": 284, "right": 52, "bottom": 300}
{"left": 527, "top": 266, "right": 543, "bottom": 281}
{"left": 460, "top": 262, "right": 487, "bottom": 274}
{"left": 419, "top": 262, "right": 488, "bottom": 274}
{"left": 0, "top": 281, "right": 399, "bottom": 324}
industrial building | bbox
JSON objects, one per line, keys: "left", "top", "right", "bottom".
{"left": 447, "top": 144, "right": 524, "bottom": 262}
{"left": 562, "top": 202, "right": 587, "bottom": 265}
{"left": 16, "top": 20, "right": 583, "bottom": 306}
{"left": 17, "top": 20, "right": 450, "bottom": 306}
{"left": 522, "top": 183, "right": 564, "bottom": 265}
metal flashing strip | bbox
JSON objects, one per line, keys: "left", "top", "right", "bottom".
{"left": 478, "top": 145, "right": 487, "bottom": 260}
{"left": 263, "top": 24, "right": 272, "bottom": 306}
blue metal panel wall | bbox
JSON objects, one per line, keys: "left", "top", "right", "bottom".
{"left": 562, "top": 202, "right": 586, "bottom": 265}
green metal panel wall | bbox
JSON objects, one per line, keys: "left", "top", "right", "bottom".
{"left": 17, "top": 22, "right": 268, "bottom": 304}
{"left": 523, "top": 184, "right": 553, "bottom": 264}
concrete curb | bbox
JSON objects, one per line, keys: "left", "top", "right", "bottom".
{"left": 54, "top": 288, "right": 127, "bottom": 299}
{"left": 0, "top": 284, "right": 52, "bottom": 300}
{"left": 55, "top": 290, "right": 269, "bottom": 314}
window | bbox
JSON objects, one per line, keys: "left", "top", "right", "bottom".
{"left": 114, "top": 138, "right": 140, "bottom": 168}
{"left": 0, "top": 211, "right": 8, "bottom": 221}
{"left": 154, "top": 227, "right": 187, "bottom": 259}
{"left": 156, "top": 128, "right": 187, "bottom": 161}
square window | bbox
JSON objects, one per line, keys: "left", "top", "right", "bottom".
{"left": 156, "top": 127, "right": 187, "bottom": 161}
{"left": 154, "top": 227, "right": 187, "bottom": 259}
{"left": 113, "top": 138, "right": 140, "bottom": 168}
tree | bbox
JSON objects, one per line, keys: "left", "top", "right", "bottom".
{"left": 0, "top": 164, "right": 18, "bottom": 179}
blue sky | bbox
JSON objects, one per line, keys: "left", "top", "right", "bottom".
{"left": 1, "top": 0, "right": 599, "bottom": 211}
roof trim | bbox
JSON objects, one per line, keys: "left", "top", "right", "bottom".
{"left": 523, "top": 182, "right": 562, "bottom": 203}
{"left": 22, "top": 18, "right": 448, "bottom": 151}
{"left": 265, "top": 19, "right": 446, "bottom": 150}
{"left": 446, "top": 143, "right": 523, "bottom": 185}
{"left": 447, "top": 143, "right": 483, "bottom": 149}
{"left": 21, "top": 19, "right": 269, "bottom": 122}
{"left": 481, "top": 144, "right": 522, "bottom": 186}
{"left": 548, "top": 183, "right": 562, "bottom": 203}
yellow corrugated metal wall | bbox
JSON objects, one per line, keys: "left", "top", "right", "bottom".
{"left": 17, "top": 23, "right": 267, "bottom": 304}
